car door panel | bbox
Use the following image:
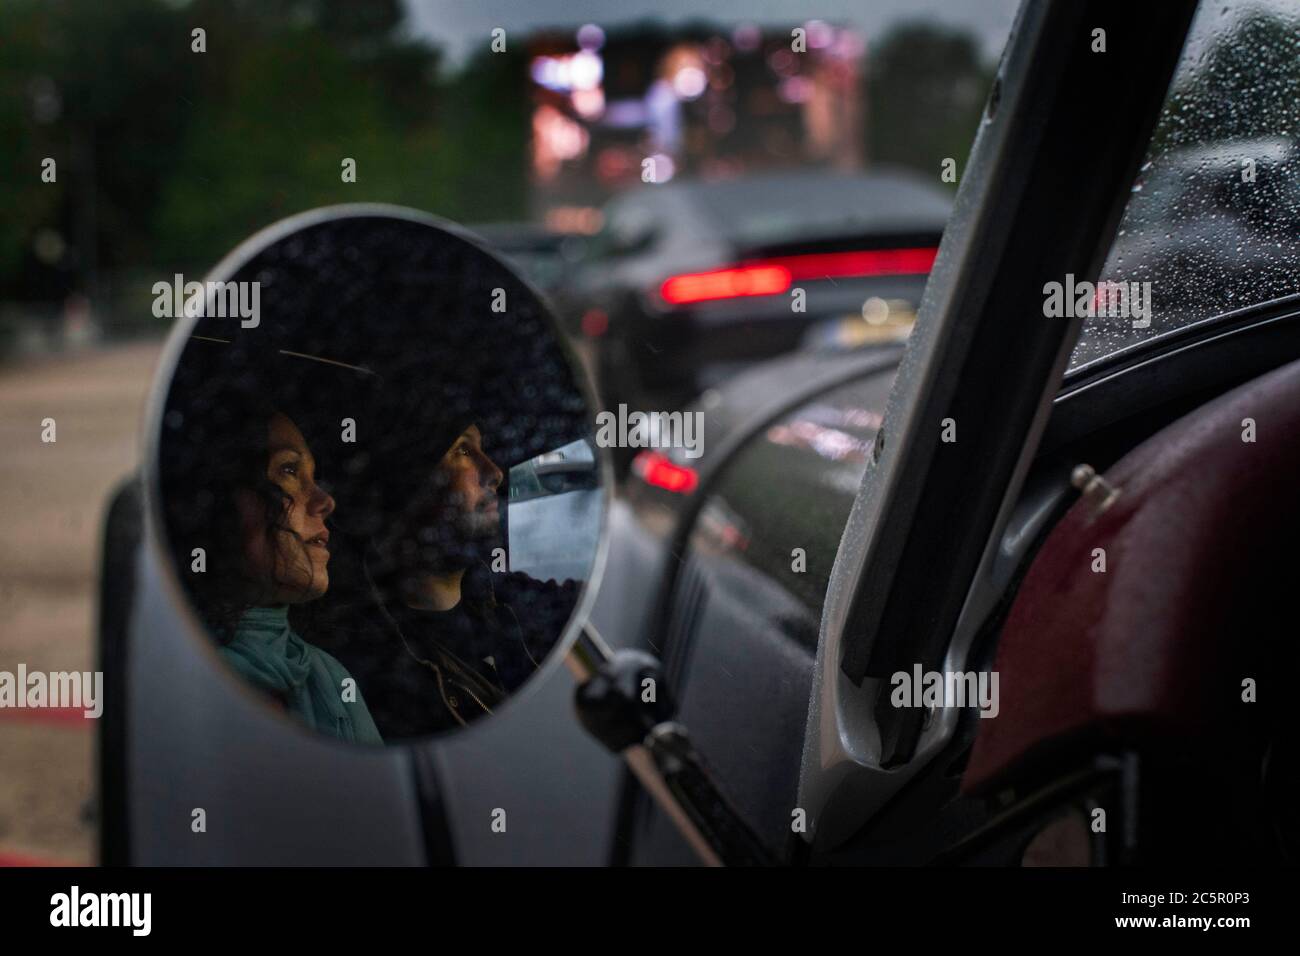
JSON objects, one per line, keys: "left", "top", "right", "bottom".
{"left": 630, "top": 370, "right": 895, "bottom": 862}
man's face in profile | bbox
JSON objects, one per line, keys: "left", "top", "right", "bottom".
{"left": 434, "top": 424, "right": 504, "bottom": 541}
{"left": 387, "top": 423, "right": 506, "bottom": 575}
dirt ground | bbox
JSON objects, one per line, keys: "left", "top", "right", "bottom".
{"left": 0, "top": 340, "right": 164, "bottom": 865}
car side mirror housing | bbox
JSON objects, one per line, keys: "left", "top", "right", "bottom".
{"left": 144, "top": 205, "right": 610, "bottom": 748}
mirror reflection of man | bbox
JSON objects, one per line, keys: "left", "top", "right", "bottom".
{"left": 320, "top": 382, "right": 579, "bottom": 740}
{"left": 389, "top": 422, "right": 504, "bottom": 611}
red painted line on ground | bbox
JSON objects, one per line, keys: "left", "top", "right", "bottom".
{"left": 0, "top": 707, "right": 95, "bottom": 728}
{"left": 0, "top": 849, "right": 84, "bottom": 867}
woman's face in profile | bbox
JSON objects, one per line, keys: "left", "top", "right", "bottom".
{"left": 238, "top": 412, "right": 335, "bottom": 604}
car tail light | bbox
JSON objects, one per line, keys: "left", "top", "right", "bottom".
{"left": 632, "top": 450, "right": 699, "bottom": 494}
{"left": 658, "top": 247, "right": 938, "bottom": 306}
{"left": 660, "top": 265, "right": 792, "bottom": 305}
{"left": 581, "top": 308, "right": 609, "bottom": 337}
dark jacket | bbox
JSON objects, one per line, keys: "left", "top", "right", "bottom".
{"left": 309, "top": 564, "right": 579, "bottom": 739}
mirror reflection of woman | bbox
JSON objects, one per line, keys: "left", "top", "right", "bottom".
{"left": 174, "top": 396, "right": 383, "bottom": 744}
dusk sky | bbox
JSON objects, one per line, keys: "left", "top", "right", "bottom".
{"left": 404, "top": 0, "right": 1024, "bottom": 70}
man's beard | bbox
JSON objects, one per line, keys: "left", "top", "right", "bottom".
{"left": 399, "top": 503, "right": 501, "bottom": 575}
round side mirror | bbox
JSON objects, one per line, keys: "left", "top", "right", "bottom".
{"left": 146, "top": 205, "right": 608, "bottom": 746}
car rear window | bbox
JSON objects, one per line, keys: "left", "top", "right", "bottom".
{"left": 690, "top": 171, "right": 952, "bottom": 247}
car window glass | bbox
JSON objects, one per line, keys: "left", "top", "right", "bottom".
{"left": 587, "top": 200, "right": 660, "bottom": 258}
{"left": 695, "top": 170, "right": 952, "bottom": 247}
{"left": 507, "top": 438, "right": 600, "bottom": 582}
{"left": 681, "top": 372, "right": 892, "bottom": 651}
{"left": 1069, "top": 1, "right": 1300, "bottom": 369}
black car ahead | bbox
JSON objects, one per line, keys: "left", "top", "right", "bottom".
{"left": 559, "top": 168, "right": 951, "bottom": 413}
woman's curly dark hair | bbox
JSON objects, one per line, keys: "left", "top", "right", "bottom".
{"left": 157, "top": 365, "right": 315, "bottom": 643}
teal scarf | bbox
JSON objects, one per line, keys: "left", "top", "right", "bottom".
{"left": 221, "top": 606, "right": 383, "bottom": 745}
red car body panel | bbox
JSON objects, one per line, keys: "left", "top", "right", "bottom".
{"left": 964, "top": 356, "right": 1300, "bottom": 793}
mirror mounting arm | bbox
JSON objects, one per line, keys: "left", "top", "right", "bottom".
{"left": 572, "top": 625, "right": 776, "bottom": 867}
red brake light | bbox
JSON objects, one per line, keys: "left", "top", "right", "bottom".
{"left": 581, "top": 308, "right": 609, "bottom": 337}
{"left": 658, "top": 246, "right": 938, "bottom": 306}
{"left": 777, "top": 247, "right": 938, "bottom": 280}
{"left": 660, "top": 265, "right": 792, "bottom": 305}
{"left": 633, "top": 451, "right": 699, "bottom": 494}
